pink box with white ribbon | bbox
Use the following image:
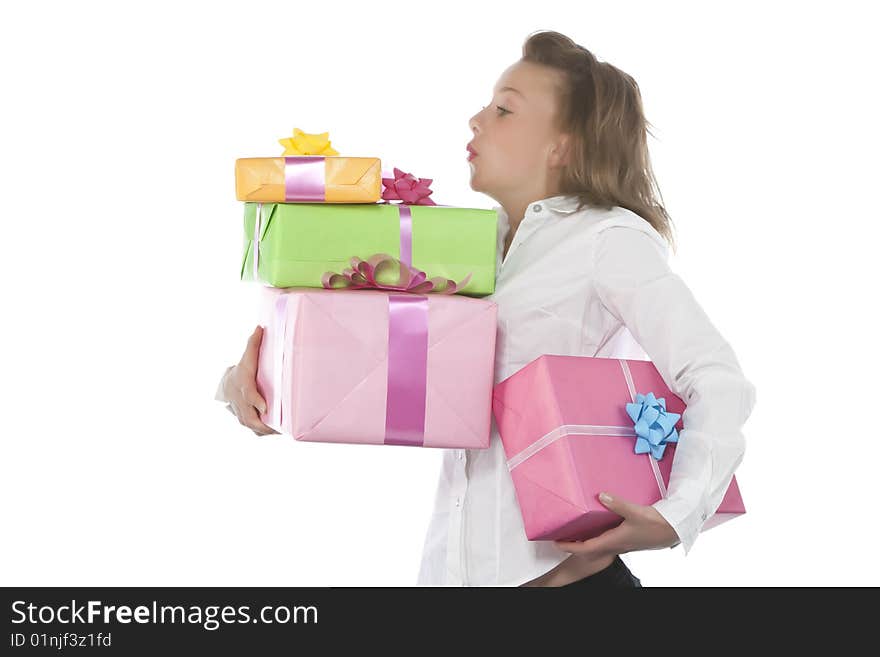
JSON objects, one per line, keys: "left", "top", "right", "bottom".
{"left": 255, "top": 286, "right": 497, "bottom": 448}
{"left": 492, "top": 354, "right": 745, "bottom": 541}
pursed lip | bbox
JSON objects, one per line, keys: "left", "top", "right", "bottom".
{"left": 467, "top": 143, "right": 478, "bottom": 161}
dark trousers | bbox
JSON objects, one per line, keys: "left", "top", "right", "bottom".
{"left": 558, "top": 555, "right": 642, "bottom": 588}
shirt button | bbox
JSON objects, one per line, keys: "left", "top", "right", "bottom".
{"left": 455, "top": 497, "right": 461, "bottom": 507}
{"left": 701, "top": 512, "right": 708, "bottom": 521}
{"left": 532, "top": 203, "right": 542, "bottom": 213}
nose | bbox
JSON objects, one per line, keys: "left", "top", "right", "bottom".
{"left": 469, "top": 107, "right": 484, "bottom": 134}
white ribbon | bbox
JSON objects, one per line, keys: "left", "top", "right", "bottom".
{"left": 505, "top": 359, "right": 668, "bottom": 499}
{"left": 252, "top": 202, "right": 263, "bottom": 281}
{"left": 271, "top": 292, "right": 288, "bottom": 429}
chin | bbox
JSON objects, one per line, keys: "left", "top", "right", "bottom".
{"left": 468, "top": 168, "right": 490, "bottom": 195}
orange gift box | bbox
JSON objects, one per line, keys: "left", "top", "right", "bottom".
{"left": 235, "top": 156, "right": 382, "bottom": 203}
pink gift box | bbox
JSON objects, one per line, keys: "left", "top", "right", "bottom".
{"left": 492, "top": 354, "right": 746, "bottom": 541}
{"left": 255, "top": 286, "right": 497, "bottom": 448}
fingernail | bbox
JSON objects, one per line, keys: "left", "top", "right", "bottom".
{"left": 599, "top": 492, "right": 612, "bottom": 503}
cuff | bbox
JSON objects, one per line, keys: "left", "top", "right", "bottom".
{"left": 215, "top": 365, "right": 235, "bottom": 403}
{"left": 651, "top": 494, "right": 709, "bottom": 556}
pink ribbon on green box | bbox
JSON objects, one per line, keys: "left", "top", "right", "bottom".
{"left": 379, "top": 167, "right": 437, "bottom": 268}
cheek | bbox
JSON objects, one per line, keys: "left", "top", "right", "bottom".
{"left": 494, "top": 133, "right": 541, "bottom": 178}
{"left": 472, "top": 123, "right": 541, "bottom": 186}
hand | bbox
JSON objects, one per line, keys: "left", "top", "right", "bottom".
{"left": 221, "top": 325, "right": 279, "bottom": 437}
{"left": 553, "top": 491, "right": 680, "bottom": 560}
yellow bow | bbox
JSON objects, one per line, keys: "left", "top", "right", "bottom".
{"left": 279, "top": 128, "right": 339, "bottom": 156}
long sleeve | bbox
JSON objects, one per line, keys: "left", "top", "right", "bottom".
{"left": 591, "top": 225, "right": 757, "bottom": 556}
{"left": 215, "top": 365, "right": 236, "bottom": 415}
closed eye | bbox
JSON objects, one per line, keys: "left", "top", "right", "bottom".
{"left": 482, "top": 105, "right": 512, "bottom": 116}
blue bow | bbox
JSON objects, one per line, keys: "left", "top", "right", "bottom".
{"left": 625, "top": 392, "right": 681, "bottom": 460}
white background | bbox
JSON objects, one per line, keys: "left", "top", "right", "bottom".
{"left": 1, "top": 0, "right": 876, "bottom": 586}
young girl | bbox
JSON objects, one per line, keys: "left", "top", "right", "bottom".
{"left": 216, "top": 30, "right": 756, "bottom": 588}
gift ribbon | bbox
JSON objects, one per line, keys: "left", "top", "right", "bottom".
{"left": 381, "top": 167, "right": 437, "bottom": 268}
{"left": 252, "top": 202, "right": 460, "bottom": 284}
{"left": 398, "top": 205, "right": 413, "bottom": 267}
{"left": 384, "top": 295, "right": 429, "bottom": 446}
{"left": 269, "top": 291, "right": 430, "bottom": 447}
{"left": 379, "top": 202, "right": 465, "bottom": 269}
{"left": 626, "top": 391, "right": 680, "bottom": 460}
{"left": 251, "top": 162, "right": 466, "bottom": 284}
{"left": 284, "top": 156, "right": 326, "bottom": 202}
{"left": 505, "top": 359, "right": 675, "bottom": 499}
{"left": 321, "top": 254, "right": 472, "bottom": 295}
{"left": 252, "top": 202, "right": 263, "bottom": 281}
{"left": 271, "top": 292, "right": 288, "bottom": 426}
{"left": 381, "top": 167, "right": 436, "bottom": 206}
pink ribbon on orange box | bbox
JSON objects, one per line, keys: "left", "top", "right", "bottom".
{"left": 278, "top": 128, "right": 340, "bottom": 202}
{"left": 251, "top": 166, "right": 444, "bottom": 281}
{"left": 280, "top": 156, "right": 327, "bottom": 202}
{"left": 504, "top": 359, "right": 682, "bottom": 499}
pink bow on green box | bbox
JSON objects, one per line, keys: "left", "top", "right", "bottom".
{"left": 322, "top": 254, "right": 472, "bottom": 295}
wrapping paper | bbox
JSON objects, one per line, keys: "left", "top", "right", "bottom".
{"left": 241, "top": 202, "right": 497, "bottom": 297}
{"left": 492, "top": 354, "right": 746, "bottom": 541}
{"left": 235, "top": 156, "right": 381, "bottom": 202}
{"left": 255, "top": 287, "right": 498, "bottom": 448}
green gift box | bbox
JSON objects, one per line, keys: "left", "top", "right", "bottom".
{"left": 241, "top": 202, "right": 498, "bottom": 297}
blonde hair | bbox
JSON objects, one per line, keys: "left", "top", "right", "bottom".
{"left": 522, "top": 30, "right": 676, "bottom": 252}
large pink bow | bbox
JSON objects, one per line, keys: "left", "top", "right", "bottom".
{"left": 381, "top": 167, "right": 437, "bottom": 205}
{"left": 321, "top": 254, "right": 471, "bottom": 295}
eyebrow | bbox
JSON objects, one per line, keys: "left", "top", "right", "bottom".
{"left": 496, "top": 86, "right": 525, "bottom": 99}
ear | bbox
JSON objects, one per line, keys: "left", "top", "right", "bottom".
{"left": 548, "top": 132, "right": 572, "bottom": 168}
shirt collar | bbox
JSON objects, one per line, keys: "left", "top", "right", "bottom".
{"left": 492, "top": 194, "right": 583, "bottom": 222}
{"left": 541, "top": 194, "right": 583, "bottom": 213}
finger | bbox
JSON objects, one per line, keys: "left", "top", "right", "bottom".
{"left": 239, "top": 404, "right": 277, "bottom": 436}
{"left": 230, "top": 400, "right": 243, "bottom": 423}
{"left": 598, "top": 491, "right": 636, "bottom": 519}
{"left": 240, "top": 325, "right": 265, "bottom": 366}
{"left": 229, "top": 401, "right": 277, "bottom": 435}
{"left": 555, "top": 522, "right": 630, "bottom": 556}
{"left": 242, "top": 385, "right": 268, "bottom": 416}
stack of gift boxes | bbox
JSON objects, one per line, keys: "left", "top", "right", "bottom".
{"left": 231, "top": 129, "right": 746, "bottom": 543}
{"left": 234, "top": 129, "right": 500, "bottom": 449}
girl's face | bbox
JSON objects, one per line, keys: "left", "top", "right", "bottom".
{"left": 467, "top": 60, "right": 569, "bottom": 202}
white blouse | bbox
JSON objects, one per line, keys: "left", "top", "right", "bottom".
{"left": 415, "top": 194, "right": 757, "bottom": 586}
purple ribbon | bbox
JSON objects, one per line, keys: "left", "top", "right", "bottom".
{"left": 383, "top": 294, "right": 429, "bottom": 446}
{"left": 284, "top": 156, "right": 326, "bottom": 202}
{"left": 381, "top": 202, "right": 453, "bottom": 269}
{"left": 397, "top": 205, "right": 412, "bottom": 267}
